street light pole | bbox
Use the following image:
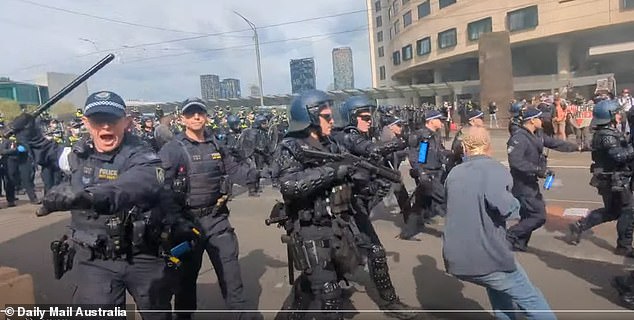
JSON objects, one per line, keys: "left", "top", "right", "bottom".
{"left": 234, "top": 11, "right": 264, "bottom": 108}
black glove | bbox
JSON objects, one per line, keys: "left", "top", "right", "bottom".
{"left": 326, "top": 162, "right": 354, "bottom": 181}
{"left": 42, "top": 185, "right": 91, "bottom": 213}
{"left": 9, "top": 113, "right": 39, "bottom": 140}
{"left": 536, "top": 167, "right": 548, "bottom": 179}
{"left": 373, "top": 180, "right": 392, "bottom": 198}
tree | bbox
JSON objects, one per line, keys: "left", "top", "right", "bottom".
{"left": 0, "top": 100, "right": 21, "bottom": 120}
{"left": 51, "top": 101, "right": 77, "bottom": 117}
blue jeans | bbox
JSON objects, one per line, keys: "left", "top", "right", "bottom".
{"left": 457, "top": 261, "right": 556, "bottom": 320}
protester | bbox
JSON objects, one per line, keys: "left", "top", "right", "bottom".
{"left": 443, "top": 126, "right": 556, "bottom": 320}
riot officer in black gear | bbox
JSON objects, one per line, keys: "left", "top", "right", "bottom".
{"left": 403, "top": 110, "right": 449, "bottom": 240}
{"left": 159, "top": 98, "right": 260, "bottom": 320}
{"left": 274, "top": 90, "right": 363, "bottom": 319}
{"left": 141, "top": 117, "right": 160, "bottom": 152}
{"left": 330, "top": 96, "right": 414, "bottom": 319}
{"left": 568, "top": 99, "right": 634, "bottom": 257}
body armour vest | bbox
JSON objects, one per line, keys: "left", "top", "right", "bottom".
{"left": 177, "top": 138, "right": 225, "bottom": 209}
{"left": 66, "top": 135, "right": 144, "bottom": 242}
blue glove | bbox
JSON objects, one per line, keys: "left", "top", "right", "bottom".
{"left": 17, "top": 145, "right": 26, "bottom": 153}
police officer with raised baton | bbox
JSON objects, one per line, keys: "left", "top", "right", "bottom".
{"left": 10, "top": 91, "right": 173, "bottom": 320}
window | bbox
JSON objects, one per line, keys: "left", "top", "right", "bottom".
{"left": 467, "top": 17, "right": 492, "bottom": 41}
{"left": 402, "top": 45, "right": 413, "bottom": 60}
{"left": 418, "top": 1, "right": 430, "bottom": 19}
{"left": 388, "top": 7, "right": 393, "bottom": 19}
{"left": 394, "top": 20, "right": 400, "bottom": 34}
{"left": 438, "top": 28, "right": 457, "bottom": 49}
{"left": 402, "top": 0, "right": 410, "bottom": 4}
{"left": 378, "top": 46, "right": 385, "bottom": 57}
{"left": 624, "top": 0, "right": 634, "bottom": 9}
{"left": 417, "top": 37, "right": 431, "bottom": 55}
{"left": 403, "top": 11, "right": 412, "bottom": 27}
{"left": 439, "top": 0, "right": 457, "bottom": 9}
{"left": 389, "top": 27, "right": 393, "bottom": 40}
{"left": 507, "top": 6, "right": 538, "bottom": 31}
{"left": 376, "top": 16, "right": 383, "bottom": 27}
{"left": 379, "top": 66, "right": 386, "bottom": 80}
{"left": 393, "top": 0, "right": 400, "bottom": 13}
{"left": 377, "top": 31, "right": 383, "bottom": 42}
{"left": 374, "top": 1, "right": 381, "bottom": 11}
{"left": 393, "top": 51, "right": 401, "bottom": 65}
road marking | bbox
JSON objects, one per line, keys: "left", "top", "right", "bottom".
{"left": 546, "top": 199, "right": 602, "bottom": 205}
{"left": 499, "top": 161, "right": 589, "bottom": 169}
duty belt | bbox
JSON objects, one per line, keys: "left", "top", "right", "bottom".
{"left": 305, "top": 239, "right": 331, "bottom": 248}
{"left": 188, "top": 205, "right": 220, "bottom": 218}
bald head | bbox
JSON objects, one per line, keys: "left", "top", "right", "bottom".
{"left": 461, "top": 126, "right": 491, "bottom": 156}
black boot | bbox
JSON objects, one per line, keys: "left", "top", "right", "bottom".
{"left": 368, "top": 245, "right": 417, "bottom": 319}
{"left": 248, "top": 184, "right": 260, "bottom": 197}
{"left": 568, "top": 220, "right": 584, "bottom": 245}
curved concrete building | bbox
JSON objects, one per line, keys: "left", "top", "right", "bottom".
{"left": 367, "top": 0, "right": 634, "bottom": 109}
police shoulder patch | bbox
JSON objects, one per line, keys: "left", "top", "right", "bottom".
{"left": 156, "top": 167, "right": 165, "bottom": 184}
{"left": 507, "top": 145, "right": 514, "bottom": 154}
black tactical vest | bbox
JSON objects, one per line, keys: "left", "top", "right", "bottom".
{"left": 66, "top": 136, "right": 141, "bottom": 242}
{"left": 176, "top": 138, "right": 225, "bottom": 209}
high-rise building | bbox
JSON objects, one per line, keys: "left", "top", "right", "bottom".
{"left": 249, "top": 84, "right": 261, "bottom": 97}
{"left": 332, "top": 47, "right": 354, "bottom": 90}
{"left": 220, "top": 78, "right": 241, "bottom": 99}
{"left": 200, "top": 74, "right": 220, "bottom": 100}
{"left": 290, "top": 58, "right": 316, "bottom": 94}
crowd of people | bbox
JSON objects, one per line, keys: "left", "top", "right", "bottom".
{"left": 2, "top": 85, "right": 634, "bottom": 320}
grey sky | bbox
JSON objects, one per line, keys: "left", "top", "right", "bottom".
{"left": 1, "top": 0, "right": 371, "bottom": 102}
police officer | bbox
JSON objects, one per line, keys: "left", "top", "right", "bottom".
{"left": 508, "top": 102, "right": 525, "bottom": 135}
{"left": 403, "top": 110, "right": 449, "bottom": 240}
{"left": 447, "top": 109, "right": 484, "bottom": 173}
{"left": 140, "top": 117, "right": 160, "bottom": 152}
{"left": 568, "top": 100, "right": 634, "bottom": 257}
{"left": 159, "top": 98, "right": 259, "bottom": 320}
{"left": 330, "top": 96, "right": 414, "bottom": 319}
{"left": 10, "top": 91, "right": 173, "bottom": 320}
{"left": 506, "top": 107, "right": 582, "bottom": 251}
{"left": 275, "top": 90, "right": 362, "bottom": 319}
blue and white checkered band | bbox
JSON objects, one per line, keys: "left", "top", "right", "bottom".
{"left": 426, "top": 114, "right": 442, "bottom": 121}
{"left": 182, "top": 102, "right": 206, "bottom": 111}
{"left": 85, "top": 100, "right": 126, "bottom": 112}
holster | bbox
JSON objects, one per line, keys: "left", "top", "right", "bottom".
{"left": 50, "top": 235, "right": 75, "bottom": 280}
{"left": 282, "top": 232, "right": 313, "bottom": 274}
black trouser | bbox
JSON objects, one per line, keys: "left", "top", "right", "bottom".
{"left": 580, "top": 188, "right": 634, "bottom": 248}
{"left": 404, "top": 170, "right": 446, "bottom": 236}
{"left": 11, "top": 158, "right": 37, "bottom": 201}
{"left": 5, "top": 159, "right": 19, "bottom": 203}
{"left": 41, "top": 166, "right": 62, "bottom": 195}
{"left": 72, "top": 247, "right": 173, "bottom": 320}
{"left": 507, "top": 180, "right": 546, "bottom": 247}
{"left": 174, "top": 213, "right": 249, "bottom": 319}
{"left": 288, "top": 223, "right": 342, "bottom": 320}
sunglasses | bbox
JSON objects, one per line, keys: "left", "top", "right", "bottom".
{"left": 358, "top": 115, "right": 373, "bottom": 122}
{"left": 319, "top": 113, "right": 333, "bottom": 121}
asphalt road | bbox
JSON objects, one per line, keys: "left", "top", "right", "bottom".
{"left": 1, "top": 129, "right": 633, "bottom": 320}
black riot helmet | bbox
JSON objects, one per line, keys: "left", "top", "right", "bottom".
{"left": 340, "top": 95, "right": 376, "bottom": 127}
{"left": 253, "top": 114, "right": 268, "bottom": 128}
{"left": 227, "top": 114, "right": 240, "bottom": 130}
{"left": 591, "top": 99, "right": 620, "bottom": 127}
{"left": 287, "top": 90, "right": 333, "bottom": 133}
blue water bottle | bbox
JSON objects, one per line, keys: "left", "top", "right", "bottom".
{"left": 543, "top": 172, "right": 555, "bottom": 190}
